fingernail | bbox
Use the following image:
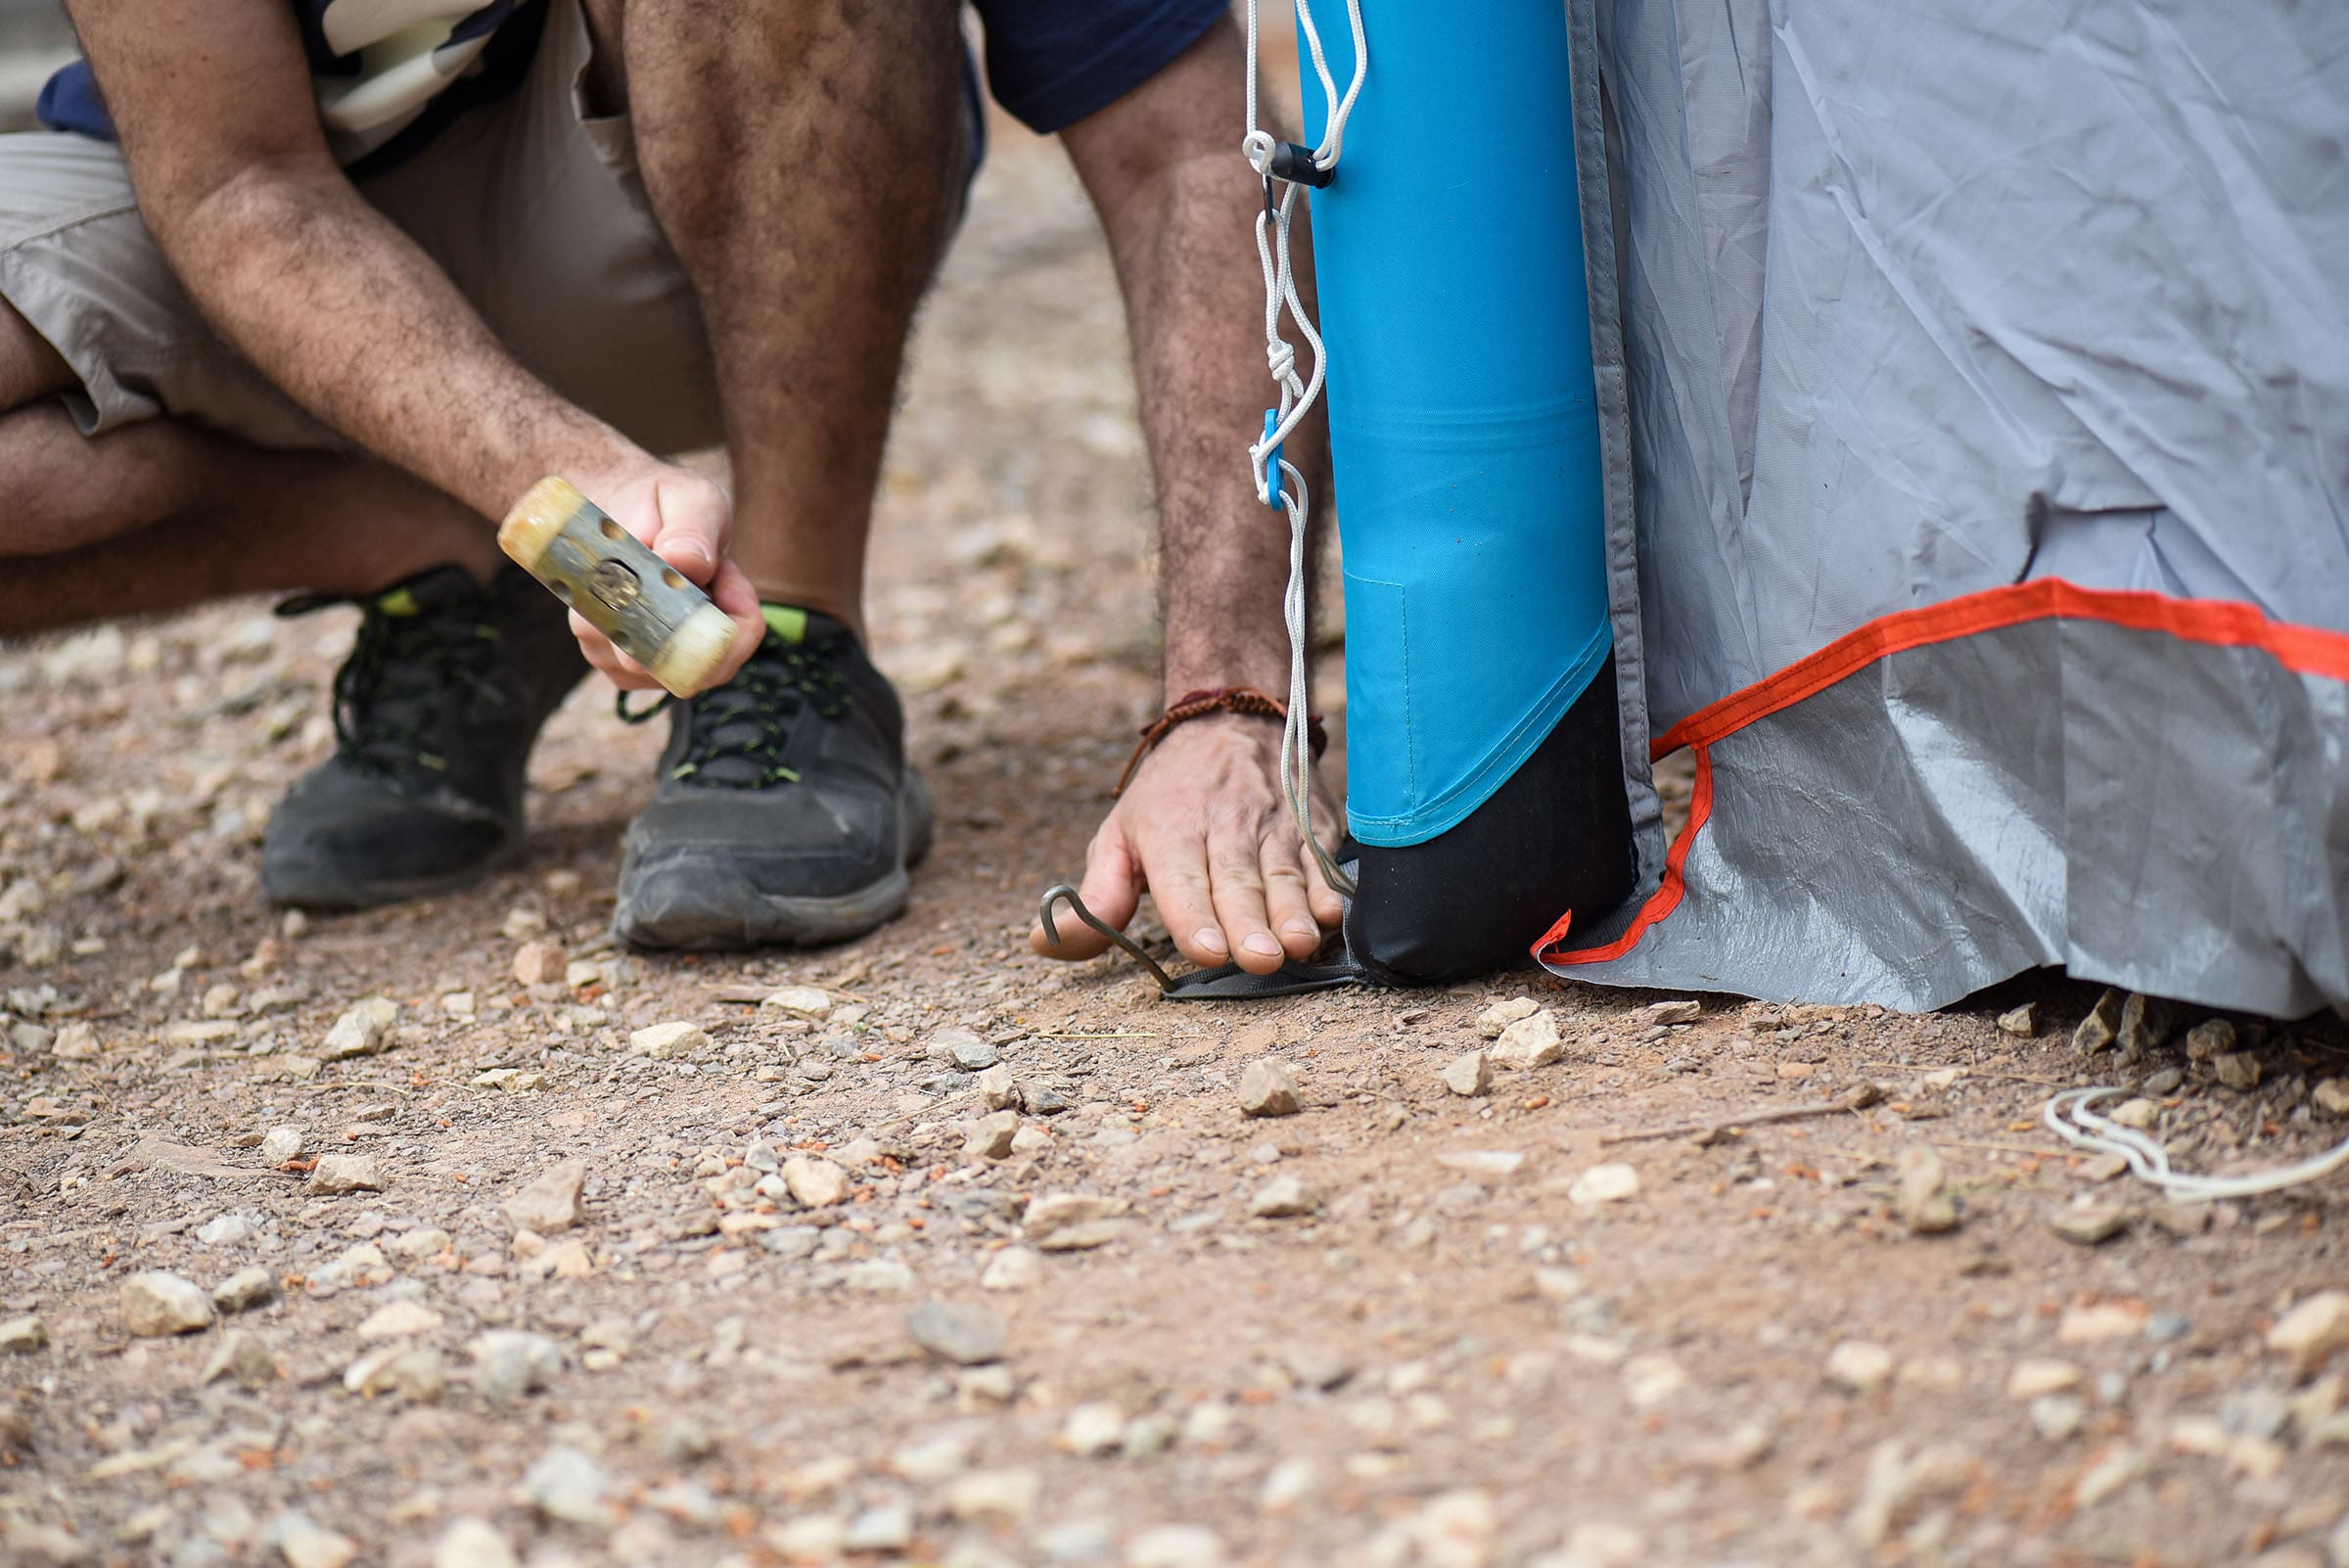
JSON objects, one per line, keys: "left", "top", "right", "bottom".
{"left": 1192, "top": 927, "right": 1229, "bottom": 956}
{"left": 1282, "top": 920, "right": 1318, "bottom": 941}
{"left": 1243, "top": 933, "right": 1283, "bottom": 958}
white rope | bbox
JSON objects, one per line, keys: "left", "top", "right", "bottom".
{"left": 2042, "top": 1085, "right": 2349, "bottom": 1200}
{"left": 1241, "top": 0, "right": 1366, "bottom": 899}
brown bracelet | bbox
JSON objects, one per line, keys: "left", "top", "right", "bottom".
{"left": 1115, "top": 686, "right": 1328, "bottom": 795}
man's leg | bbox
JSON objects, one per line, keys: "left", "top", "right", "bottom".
{"left": 572, "top": 0, "right": 970, "bottom": 947}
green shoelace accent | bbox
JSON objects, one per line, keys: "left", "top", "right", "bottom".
{"left": 277, "top": 582, "right": 502, "bottom": 781}
{"left": 618, "top": 610, "right": 848, "bottom": 789}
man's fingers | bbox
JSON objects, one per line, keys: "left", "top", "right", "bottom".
{"left": 568, "top": 608, "right": 660, "bottom": 690}
{"left": 1206, "top": 819, "right": 1285, "bottom": 975}
{"left": 1142, "top": 836, "right": 1229, "bottom": 970}
{"left": 703, "top": 560, "right": 766, "bottom": 687}
{"left": 1259, "top": 837, "right": 1325, "bottom": 961}
{"left": 1031, "top": 826, "right": 1141, "bottom": 960}
{"left": 647, "top": 477, "right": 729, "bottom": 587}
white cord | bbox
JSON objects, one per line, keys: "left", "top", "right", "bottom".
{"left": 1241, "top": 0, "right": 1366, "bottom": 899}
{"left": 2042, "top": 1086, "right": 2349, "bottom": 1200}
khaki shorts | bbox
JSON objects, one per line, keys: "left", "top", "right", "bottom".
{"left": 0, "top": 0, "right": 721, "bottom": 457}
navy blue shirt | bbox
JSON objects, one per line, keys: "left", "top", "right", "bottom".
{"left": 40, "top": 0, "right": 1226, "bottom": 167}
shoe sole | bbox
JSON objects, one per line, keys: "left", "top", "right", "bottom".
{"left": 260, "top": 832, "right": 526, "bottom": 911}
{"left": 613, "top": 771, "right": 934, "bottom": 951}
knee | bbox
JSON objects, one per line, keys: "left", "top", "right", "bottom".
{"left": 0, "top": 301, "right": 71, "bottom": 414}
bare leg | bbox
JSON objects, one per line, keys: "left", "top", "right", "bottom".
{"left": 610, "top": 0, "right": 969, "bottom": 636}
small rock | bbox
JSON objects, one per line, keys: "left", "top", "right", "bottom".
{"left": 273, "top": 1512, "right": 357, "bottom": 1568}
{"left": 2270, "top": 1293, "right": 2349, "bottom": 1371}
{"left": 2143, "top": 1202, "right": 2209, "bottom": 1241}
{"left": 518, "top": 1445, "right": 611, "bottom": 1528}
{"left": 470, "top": 1330, "right": 562, "bottom": 1403}
{"left": 948, "top": 1035, "right": 999, "bottom": 1071}
{"left": 1490, "top": 1010, "right": 1563, "bottom": 1071}
{"left": 1061, "top": 1402, "right": 1127, "bottom": 1457}
{"left": 981, "top": 1247, "right": 1042, "bottom": 1292}
{"left": 2116, "top": 992, "right": 2173, "bottom": 1056}
{"left": 1441, "top": 1050, "right": 1491, "bottom": 1097}
{"left": 2142, "top": 1066, "right": 2185, "bottom": 1095}
{"left": 2059, "top": 1303, "right": 2146, "bottom": 1344}
{"left": 1638, "top": 999, "right": 1702, "bottom": 1027}
{"left": 499, "top": 1160, "right": 588, "bottom": 1234}
{"left": 1249, "top": 1176, "right": 1319, "bottom": 1219}
{"left": 120, "top": 1271, "right": 214, "bottom": 1336}
{"left": 0, "top": 1314, "right": 46, "bottom": 1355}
{"left": 1825, "top": 1340, "right": 1895, "bottom": 1394}
{"left": 906, "top": 1300, "right": 1007, "bottom": 1365}
{"left": 2007, "top": 1359, "right": 2083, "bottom": 1399}
{"left": 1996, "top": 1002, "right": 2038, "bottom": 1038}
{"left": 2314, "top": 1079, "right": 2349, "bottom": 1118}
{"left": 304, "top": 1154, "right": 384, "bottom": 1196}
{"left": 759, "top": 985, "right": 832, "bottom": 1017}
{"left": 2186, "top": 1018, "right": 2236, "bottom": 1061}
{"left": 434, "top": 1520, "right": 519, "bottom": 1568}
{"left": 1024, "top": 1193, "right": 1125, "bottom": 1245}
{"left": 783, "top": 1154, "right": 851, "bottom": 1208}
{"left": 944, "top": 1468, "right": 1040, "bottom": 1523}
{"left": 1568, "top": 1163, "right": 1640, "bottom": 1207}
{"left": 842, "top": 1502, "right": 914, "bottom": 1552}
{"left": 964, "top": 1110, "right": 1020, "bottom": 1160}
{"left": 977, "top": 1065, "right": 1025, "bottom": 1112}
{"left": 202, "top": 1331, "right": 280, "bottom": 1389}
{"left": 2072, "top": 989, "right": 2124, "bottom": 1053}
{"left": 1237, "top": 1059, "right": 1302, "bottom": 1119}
{"left": 2051, "top": 1206, "right": 2128, "bottom": 1246}
{"left": 2030, "top": 1396, "right": 2088, "bottom": 1442}
{"left": 320, "top": 997, "right": 397, "bottom": 1060}
{"left": 259, "top": 1127, "right": 305, "bottom": 1166}
{"left": 1896, "top": 1144, "right": 1958, "bottom": 1234}
{"left": 2215, "top": 1052, "right": 2265, "bottom": 1090}
{"left": 511, "top": 941, "right": 566, "bottom": 988}
{"left": 1126, "top": 1524, "right": 1227, "bottom": 1568}
{"left": 345, "top": 1345, "right": 446, "bottom": 1403}
{"left": 356, "top": 1300, "right": 443, "bottom": 1341}
{"left": 1475, "top": 997, "right": 1540, "bottom": 1038}
{"left": 390, "top": 1226, "right": 453, "bottom": 1261}
{"left": 211, "top": 1267, "right": 279, "bottom": 1315}
{"left": 631, "top": 1021, "right": 709, "bottom": 1059}
{"left": 2073, "top": 1445, "right": 2144, "bottom": 1507}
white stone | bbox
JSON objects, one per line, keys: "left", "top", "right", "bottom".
{"left": 259, "top": 1127, "right": 305, "bottom": 1165}
{"left": 1474, "top": 997, "right": 1540, "bottom": 1038}
{"left": 320, "top": 997, "right": 397, "bottom": 1060}
{"left": 1489, "top": 1010, "right": 1563, "bottom": 1070}
{"left": 1567, "top": 1163, "right": 1640, "bottom": 1207}
{"left": 760, "top": 987, "right": 833, "bottom": 1018}
{"left": 120, "top": 1271, "right": 214, "bottom": 1336}
{"left": 499, "top": 1161, "right": 588, "bottom": 1234}
{"left": 1825, "top": 1340, "right": 1896, "bottom": 1394}
{"left": 631, "top": 1021, "right": 710, "bottom": 1059}
{"left": 783, "top": 1154, "right": 850, "bottom": 1209}
{"left": 2271, "top": 1292, "right": 2349, "bottom": 1371}
{"left": 435, "top": 1520, "right": 519, "bottom": 1568}
{"left": 356, "top": 1300, "right": 443, "bottom": 1342}
{"left": 981, "top": 1247, "right": 1042, "bottom": 1292}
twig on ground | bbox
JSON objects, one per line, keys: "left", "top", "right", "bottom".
{"left": 1600, "top": 1084, "right": 1882, "bottom": 1146}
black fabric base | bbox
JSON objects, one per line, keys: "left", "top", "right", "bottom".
{"left": 1343, "top": 657, "right": 1635, "bottom": 987}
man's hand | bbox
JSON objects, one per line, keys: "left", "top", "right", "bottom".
{"left": 1031, "top": 715, "right": 1344, "bottom": 976}
{"left": 554, "top": 461, "right": 765, "bottom": 691}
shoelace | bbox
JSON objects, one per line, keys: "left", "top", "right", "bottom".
{"left": 277, "top": 586, "right": 504, "bottom": 781}
{"left": 619, "top": 631, "right": 852, "bottom": 789}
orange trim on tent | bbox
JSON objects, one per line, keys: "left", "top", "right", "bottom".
{"left": 1537, "top": 580, "right": 2349, "bottom": 971}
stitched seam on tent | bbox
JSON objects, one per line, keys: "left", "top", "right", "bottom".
{"left": 1538, "top": 580, "right": 2349, "bottom": 970}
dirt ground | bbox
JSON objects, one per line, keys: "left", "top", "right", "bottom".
{"left": 7, "top": 115, "right": 2349, "bottom": 1568}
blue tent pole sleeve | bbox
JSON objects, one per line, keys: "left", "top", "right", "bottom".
{"left": 1299, "top": 0, "right": 1613, "bottom": 849}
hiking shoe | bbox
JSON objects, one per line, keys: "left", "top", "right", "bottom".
{"left": 613, "top": 606, "right": 932, "bottom": 949}
{"left": 261, "top": 565, "right": 586, "bottom": 908}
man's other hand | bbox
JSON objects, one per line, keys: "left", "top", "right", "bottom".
{"left": 554, "top": 461, "right": 765, "bottom": 692}
{"left": 1030, "top": 715, "right": 1344, "bottom": 976}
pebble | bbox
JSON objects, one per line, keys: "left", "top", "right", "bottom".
{"left": 517, "top": 1445, "right": 611, "bottom": 1528}
{"left": 120, "top": 1271, "right": 215, "bottom": 1336}
{"left": 2072, "top": 989, "right": 2124, "bottom": 1053}
{"left": 211, "top": 1267, "right": 280, "bottom": 1314}
{"left": 981, "top": 1247, "right": 1042, "bottom": 1292}
{"left": 944, "top": 1468, "right": 1040, "bottom": 1523}
{"left": 964, "top": 1109, "right": 1020, "bottom": 1160}
{"left": 2117, "top": 992, "right": 2173, "bottom": 1055}
{"left": 1249, "top": 1176, "right": 1319, "bottom": 1219}
{"left": 2215, "top": 1051, "right": 2265, "bottom": 1090}
{"left": 2316, "top": 1079, "right": 2349, "bottom": 1118}
{"left": 202, "top": 1331, "right": 280, "bottom": 1389}
{"left": 2270, "top": 1293, "right": 2349, "bottom": 1371}
{"left": 783, "top": 1154, "right": 851, "bottom": 1208}
{"left": 2186, "top": 1018, "right": 2237, "bottom": 1061}
{"left": 2073, "top": 1445, "right": 2145, "bottom": 1506}
{"left": 1061, "top": 1402, "right": 1127, "bottom": 1456}
{"left": 760, "top": 985, "right": 833, "bottom": 1017}
{"left": 509, "top": 940, "right": 565, "bottom": 987}
{"left": 1568, "top": 1163, "right": 1640, "bottom": 1207}
{"left": 1283, "top": 1344, "right": 1357, "bottom": 1390}
{"left": 1442, "top": 1050, "right": 1492, "bottom": 1098}
{"left": 272, "top": 1512, "right": 357, "bottom": 1568}
{"left": 320, "top": 996, "right": 398, "bottom": 1060}
{"left": 2109, "top": 1097, "right": 2160, "bottom": 1130}
{"left": 470, "top": 1330, "right": 562, "bottom": 1403}
{"left": 1638, "top": 999, "right": 1702, "bottom": 1027}
{"left": 390, "top": 1226, "right": 453, "bottom": 1261}
{"left": 631, "top": 1021, "right": 710, "bottom": 1059}
{"left": 1126, "top": 1524, "right": 1226, "bottom": 1568}
{"left": 2051, "top": 1205, "right": 2129, "bottom": 1246}
{"left": 1436, "top": 1150, "right": 1525, "bottom": 1177}
{"left": 1996, "top": 1002, "right": 2038, "bottom": 1038}
{"left": 843, "top": 1502, "right": 914, "bottom": 1552}
{"left": 2142, "top": 1066, "right": 2185, "bottom": 1095}
{"left": 2008, "top": 1359, "right": 2083, "bottom": 1399}
{"left": 1475, "top": 997, "right": 1540, "bottom": 1038}
{"left": 356, "top": 1300, "right": 443, "bottom": 1341}
{"left": 1825, "top": 1341, "right": 1895, "bottom": 1394}
{"left": 1489, "top": 1009, "right": 1563, "bottom": 1070}
{"left": 2060, "top": 1303, "right": 2146, "bottom": 1344}
{"left": 344, "top": 1346, "right": 445, "bottom": 1403}
{"left": 2030, "top": 1395, "right": 2087, "bottom": 1442}
{"left": 978, "top": 1065, "right": 1025, "bottom": 1112}
{"left": 500, "top": 1160, "right": 588, "bottom": 1234}
{"left": 1237, "top": 1059, "right": 1302, "bottom": 1118}
{"left": 435, "top": 1520, "right": 519, "bottom": 1568}
{"left": 1896, "top": 1143, "right": 1958, "bottom": 1234}
{"left": 950, "top": 1035, "right": 1000, "bottom": 1071}
{"left": 906, "top": 1300, "right": 1007, "bottom": 1365}
{"left": 0, "top": 1315, "right": 45, "bottom": 1355}
{"left": 1023, "top": 1193, "right": 1125, "bottom": 1247}
{"left": 259, "top": 1127, "right": 305, "bottom": 1165}
{"left": 304, "top": 1154, "right": 385, "bottom": 1196}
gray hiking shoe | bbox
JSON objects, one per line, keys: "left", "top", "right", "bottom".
{"left": 261, "top": 566, "right": 586, "bottom": 908}
{"left": 613, "top": 606, "right": 932, "bottom": 949}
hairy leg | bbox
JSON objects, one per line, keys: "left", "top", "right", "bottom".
{"left": 611, "top": 0, "right": 969, "bottom": 635}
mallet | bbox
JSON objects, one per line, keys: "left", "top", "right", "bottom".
{"left": 498, "top": 477, "right": 737, "bottom": 698}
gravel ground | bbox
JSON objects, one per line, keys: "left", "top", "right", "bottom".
{"left": 7, "top": 116, "right": 2349, "bottom": 1568}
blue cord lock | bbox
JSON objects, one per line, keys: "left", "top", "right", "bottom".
{"left": 1260, "top": 409, "right": 1284, "bottom": 508}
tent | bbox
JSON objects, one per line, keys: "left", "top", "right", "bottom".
{"left": 1293, "top": 0, "right": 2349, "bottom": 1014}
